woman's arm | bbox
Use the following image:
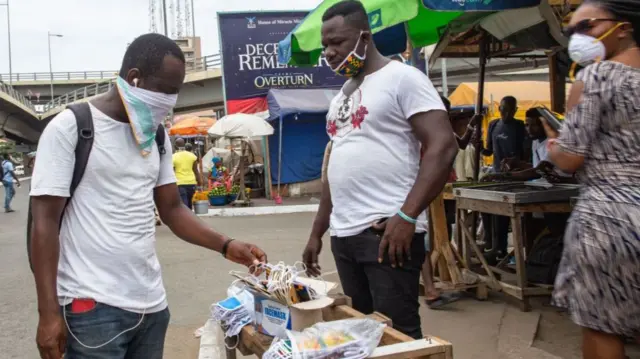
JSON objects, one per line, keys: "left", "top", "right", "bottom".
{"left": 543, "top": 79, "right": 597, "bottom": 173}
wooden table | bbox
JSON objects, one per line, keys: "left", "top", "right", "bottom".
{"left": 225, "top": 295, "right": 454, "bottom": 359}
{"left": 454, "top": 197, "right": 572, "bottom": 311}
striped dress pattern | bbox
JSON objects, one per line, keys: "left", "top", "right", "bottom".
{"left": 552, "top": 61, "right": 640, "bottom": 337}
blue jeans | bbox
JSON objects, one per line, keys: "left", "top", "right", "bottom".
{"left": 3, "top": 180, "right": 14, "bottom": 210}
{"left": 178, "top": 185, "right": 196, "bottom": 209}
{"left": 63, "top": 302, "right": 170, "bottom": 359}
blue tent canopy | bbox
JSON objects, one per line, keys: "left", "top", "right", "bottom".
{"left": 266, "top": 89, "right": 340, "bottom": 186}
{"left": 267, "top": 89, "right": 340, "bottom": 121}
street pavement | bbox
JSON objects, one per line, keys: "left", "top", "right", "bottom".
{"left": 1, "top": 181, "right": 624, "bottom": 359}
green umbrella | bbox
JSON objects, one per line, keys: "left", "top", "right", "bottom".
{"left": 278, "top": 0, "right": 544, "bottom": 66}
{"left": 278, "top": 0, "right": 472, "bottom": 66}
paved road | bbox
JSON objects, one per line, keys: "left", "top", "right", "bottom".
{"left": 1, "top": 182, "right": 596, "bottom": 359}
{"left": 0, "top": 182, "right": 339, "bottom": 359}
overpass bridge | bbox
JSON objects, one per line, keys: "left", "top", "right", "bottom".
{"left": 1, "top": 70, "right": 119, "bottom": 104}
{"left": 0, "top": 54, "right": 224, "bottom": 145}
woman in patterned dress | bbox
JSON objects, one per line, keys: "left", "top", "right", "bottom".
{"left": 544, "top": 1, "right": 640, "bottom": 358}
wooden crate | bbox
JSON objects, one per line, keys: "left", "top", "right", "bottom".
{"left": 226, "top": 295, "right": 453, "bottom": 359}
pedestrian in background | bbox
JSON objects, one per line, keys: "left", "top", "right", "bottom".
{"left": 173, "top": 137, "right": 201, "bottom": 209}
{"left": 2, "top": 153, "right": 20, "bottom": 213}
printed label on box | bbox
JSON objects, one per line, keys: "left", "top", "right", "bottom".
{"left": 255, "top": 296, "right": 292, "bottom": 337}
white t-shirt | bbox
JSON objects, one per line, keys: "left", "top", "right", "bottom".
{"left": 326, "top": 61, "right": 445, "bottom": 237}
{"left": 532, "top": 138, "right": 572, "bottom": 178}
{"left": 30, "top": 104, "right": 176, "bottom": 314}
{"left": 454, "top": 146, "right": 476, "bottom": 182}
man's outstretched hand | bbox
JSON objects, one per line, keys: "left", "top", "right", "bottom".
{"left": 224, "top": 240, "right": 267, "bottom": 272}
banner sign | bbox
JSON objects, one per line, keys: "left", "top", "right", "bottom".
{"left": 422, "top": 0, "right": 540, "bottom": 11}
{"left": 218, "top": 11, "right": 344, "bottom": 101}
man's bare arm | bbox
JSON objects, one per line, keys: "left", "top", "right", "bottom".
{"left": 312, "top": 142, "right": 333, "bottom": 240}
{"left": 31, "top": 196, "right": 67, "bottom": 316}
{"left": 192, "top": 162, "right": 202, "bottom": 187}
{"left": 402, "top": 110, "right": 459, "bottom": 218}
{"left": 310, "top": 178, "right": 332, "bottom": 240}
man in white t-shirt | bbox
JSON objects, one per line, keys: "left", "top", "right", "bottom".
{"left": 302, "top": 1, "right": 458, "bottom": 339}
{"left": 29, "top": 33, "right": 267, "bottom": 359}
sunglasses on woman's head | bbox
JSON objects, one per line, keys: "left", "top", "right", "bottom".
{"left": 563, "top": 18, "right": 619, "bottom": 37}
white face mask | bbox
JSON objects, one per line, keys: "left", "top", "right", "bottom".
{"left": 116, "top": 76, "right": 178, "bottom": 156}
{"left": 568, "top": 33, "right": 606, "bottom": 66}
{"left": 568, "top": 22, "right": 627, "bottom": 67}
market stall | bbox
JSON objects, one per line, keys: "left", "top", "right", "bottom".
{"left": 207, "top": 113, "right": 274, "bottom": 206}
{"left": 208, "top": 261, "right": 454, "bottom": 359}
{"left": 265, "top": 88, "right": 339, "bottom": 201}
{"left": 453, "top": 182, "right": 578, "bottom": 311}
{"left": 422, "top": 2, "right": 582, "bottom": 310}
{"left": 226, "top": 294, "right": 454, "bottom": 359}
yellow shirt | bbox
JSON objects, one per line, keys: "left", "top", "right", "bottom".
{"left": 172, "top": 151, "right": 198, "bottom": 186}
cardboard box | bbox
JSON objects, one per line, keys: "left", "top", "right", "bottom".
{"left": 252, "top": 277, "right": 337, "bottom": 338}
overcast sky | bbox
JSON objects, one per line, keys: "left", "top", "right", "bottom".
{"left": 0, "top": 0, "right": 322, "bottom": 74}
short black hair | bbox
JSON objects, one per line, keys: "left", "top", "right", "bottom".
{"left": 119, "top": 33, "right": 186, "bottom": 79}
{"left": 322, "top": 0, "right": 370, "bottom": 30}
{"left": 2, "top": 153, "right": 9, "bottom": 160}
{"left": 525, "top": 108, "right": 540, "bottom": 119}
{"left": 501, "top": 96, "right": 517, "bottom": 107}
{"left": 440, "top": 96, "right": 451, "bottom": 112}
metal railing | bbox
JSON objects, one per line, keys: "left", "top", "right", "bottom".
{"left": 0, "top": 70, "right": 118, "bottom": 83}
{"left": 1, "top": 54, "right": 221, "bottom": 84}
{"left": 187, "top": 53, "right": 221, "bottom": 72}
{"left": 40, "top": 54, "right": 221, "bottom": 113}
{"left": 0, "top": 80, "right": 38, "bottom": 113}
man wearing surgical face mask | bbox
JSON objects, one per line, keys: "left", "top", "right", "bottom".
{"left": 302, "top": 0, "right": 458, "bottom": 339}
{"left": 29, "top": 33, "right": 267, "bottom": 359}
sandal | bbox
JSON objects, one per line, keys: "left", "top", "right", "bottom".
{"left": 425, "top": 292, "right": 462, "bottom": 309}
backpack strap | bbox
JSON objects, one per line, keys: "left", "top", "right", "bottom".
{"left": 155, "top": 124, "right": 166, "bottom": 155}
{"left": 67, "top": 103, "right": 95, "bottom": 197}
{"left": 27, "top": 103, "right": 94, "bottom": 272}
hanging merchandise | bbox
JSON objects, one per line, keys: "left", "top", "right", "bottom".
{"left": 263, "top": 318, "right": 386, "bottom": 359}
{"left": 210, "top": 294, "right": 254, "bottom": 347}
{"left": 230, "top": 262, "right": 325, "bottom": 306}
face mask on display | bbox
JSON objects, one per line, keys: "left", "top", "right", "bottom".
{"left": 568, "top": 22, "right": 626, "bottom": 79}
{"left": 331, "top": 31, "right": 368, "bottom": 78}
{"left": 116, "top": 76, "right": 178, "bottom": 156}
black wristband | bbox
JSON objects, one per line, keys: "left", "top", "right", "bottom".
{"left": 221, "top": 238, "right": 235, "bottom": 258}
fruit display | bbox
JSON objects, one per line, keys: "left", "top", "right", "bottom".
{"left": 192, "top": 191, "right": 209, "bottom": 201}
{"left": 230, "top": 184, "right": 241, "bottom": 194}
{"left": 209, "top": 185, "right": 227, "bottom": 197}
